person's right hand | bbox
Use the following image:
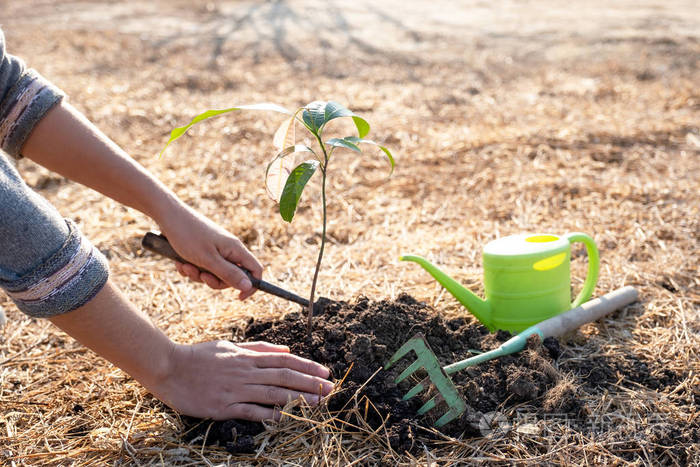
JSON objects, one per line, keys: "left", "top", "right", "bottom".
{"left": 153, "top": 340, "right": 334, "bottom": 421}
{"left": 158, "top": 204, "right": 264, "bottom": 300}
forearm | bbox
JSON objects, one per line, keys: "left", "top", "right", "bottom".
{"left": 20, "top": 101, "right": 187, "bottom": 228}
{"left": 49, "top": 279, "right": 174, "bottom": 392}
{"left": 20, "top": 99, "right": 263, "bottom": 295}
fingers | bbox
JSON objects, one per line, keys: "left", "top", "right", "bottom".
{"left": 252, "top": 368, "right": 334, "bottom": 396}
{"left": 200, "top": 272, "right": 227, "bottom": 289}
{"left": 209, "top": 255, "right": 255, "bottom": 296}
{"left": 218, "top": 403, "right": 280, "bottom": 422}
{"left": 254, "top": 352, "right": 332, "bottom": 380}
{"left": 236, "top": 341, "right": 290, "bottom": 353}
{"left": 176, "top": 262, "right": 227, "bottom": 289}
{"left": 176, "top": 262, "right": 202, "bottom": 283}
{"left": 243, "top": 385, "right": 324, "bottom": 407}
{"left": 217, "top": 238, "right": 263, "bottom": 299}
{"left": 217, "top": 382, "right": 328, "bottom": 421}
{"left": 237, "top": 284, "right": 257, "bottom": 301}
{"left": 176, "top": 256, "right": 257, "bottom": 297}
{"left": 176, "top": 262, "right": 196, "bottom": 281}
{"left": 222, "top": 240, "right": 263, "bottom": 281}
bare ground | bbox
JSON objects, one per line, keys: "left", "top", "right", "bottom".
{"left": 0, "top": 1, "right": 698, "bottom": 465}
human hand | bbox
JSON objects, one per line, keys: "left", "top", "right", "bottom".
{"left": 49, "top": 280, "right": 330, "bottom": 423}
{"left": 158, "top": 205, "right": 263, "bottom": 299}
{"left": 154, "top": 340, "right": 334, "bottom": 421}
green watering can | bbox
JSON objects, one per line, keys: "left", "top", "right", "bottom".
{"left": 402, "top": 232, "right": 600, "bottom": 333}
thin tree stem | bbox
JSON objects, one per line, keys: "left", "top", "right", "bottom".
{"left": 307, "top": 168, "right": 326, "bottom": 339}
{"left": 307, "top": 137, "right": 329, "bottom": 340}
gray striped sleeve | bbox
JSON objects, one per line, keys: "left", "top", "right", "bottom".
{"left": 0, "top": 153, "right": 110, "bottom": 318}
{"left": 0, "top": 220, "right": 110, "bottom": 318}
{"left": 0, "top": 29, "right": 64, "bottom": 159}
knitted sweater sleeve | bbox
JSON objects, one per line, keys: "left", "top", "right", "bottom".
{"left": 0, "top": 28, "right": 64, "bottom": 159}
{"left": 0, "top": 28, "right": 109, "bottom": 318}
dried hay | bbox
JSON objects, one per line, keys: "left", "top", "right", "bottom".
{"left": 1, "top": 0, "right": 699, "bottom": 465}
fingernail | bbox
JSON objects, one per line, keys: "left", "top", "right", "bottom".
{"left": 322, "top": 381, "right": 335, "bottom": 395}
{"left": 240, "top": 278, "right": 252, "bottom": 291}
{"left": 319, "top": 366, "right": 331, "bottom": 378}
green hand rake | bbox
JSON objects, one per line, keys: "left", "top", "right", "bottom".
{"left": 384, "top": 286, "right": 638, "bottom": 427}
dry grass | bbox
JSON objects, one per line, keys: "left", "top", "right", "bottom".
{"left": 1, "top": 1, "right": 699, "bottom": 465}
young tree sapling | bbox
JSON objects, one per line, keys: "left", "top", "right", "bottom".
{"left": 160, "top": 101, "right": 394, "bottom": 338}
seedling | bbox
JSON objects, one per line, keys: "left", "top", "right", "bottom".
{"left": 160, "top": 101, "right": 394, "bottom": 337}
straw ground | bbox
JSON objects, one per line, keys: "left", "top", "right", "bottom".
{"left": 1, "top": 0, "right": 698, "bottom": 465}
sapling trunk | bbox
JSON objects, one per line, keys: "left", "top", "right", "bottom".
{"left": 307, "top": 167, "right": 327, "bottom": 339}
{"left": 306, "top": 140, "right": 330, "bottom": 340}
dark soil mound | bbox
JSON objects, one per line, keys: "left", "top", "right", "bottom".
{"left": 183, "top": 294, "right": 575, "bottom": 453}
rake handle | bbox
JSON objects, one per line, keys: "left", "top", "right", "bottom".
{"left": 535, "top": 286, "right": 638, "bottom": 338}
{"left": 443, "top": 286, "right": 638, "bottom": 374}
{"left": 141, "top": 232, "right": 310, "bottom": 308}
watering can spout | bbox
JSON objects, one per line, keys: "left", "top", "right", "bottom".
{"left": 400, "top": 255, "right": 493, "bottom": 330}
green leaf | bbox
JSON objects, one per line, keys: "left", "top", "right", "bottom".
{"left": 352, "top": 116, "right": 370, "bottom": 138}
{"left": 301, "top": 101, "right": 370, "bottom": 138}
{"left": 345, "top": 136, "right": 395, "bottom": 174}
{"left": 265, "top": 144, "right": 315, "bottom": 202}
{"left": 159, "top": 103, "right": 291, "bottom": 156}
{"left": 325, "top": 137, "right": 361, "bottom": 153}
{"left": 279, "top": 160, "right": 320, "bottom": 222}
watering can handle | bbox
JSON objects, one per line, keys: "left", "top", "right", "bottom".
{"left": 535, "top": 286, "right": 638, "bottom": 338}
{"left": 564, "top": 232, "right": 600, "bottom": 308}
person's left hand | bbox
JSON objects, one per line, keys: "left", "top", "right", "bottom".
{"left": 154, "top": 340, "right": 335, "bottom": 421}
{"left": 158, "top": 204, "right": 263, "bottom": 300}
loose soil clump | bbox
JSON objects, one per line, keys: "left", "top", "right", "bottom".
{"left": 184, "top": 294, "right": 576, "bottom": 453}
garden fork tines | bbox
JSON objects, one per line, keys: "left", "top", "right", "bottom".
{"left": 384, "top": 333, "right": 467, "bottom": 427}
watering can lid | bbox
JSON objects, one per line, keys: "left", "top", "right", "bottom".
{"left": 483, "top": 233, "right": 569, "bottom": 257}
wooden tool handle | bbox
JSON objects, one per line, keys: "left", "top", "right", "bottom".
{"left": 536, "top": 286, "right": 638, "bottom": 338}
{"left": 141, "top": 232, "right": 310, "bottom": 308}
